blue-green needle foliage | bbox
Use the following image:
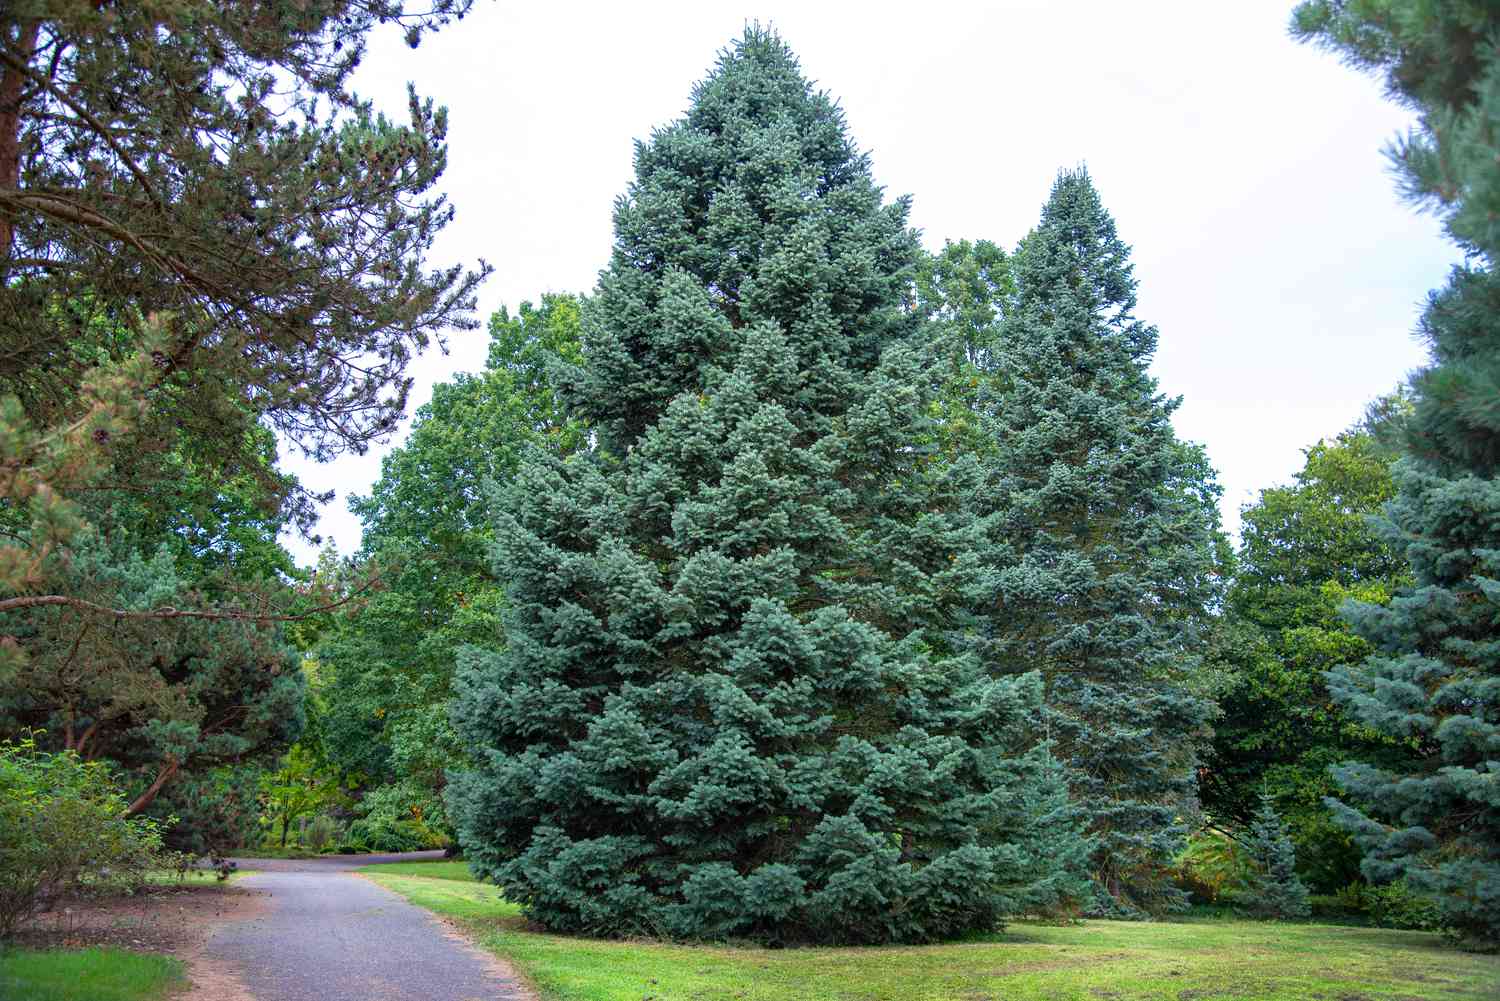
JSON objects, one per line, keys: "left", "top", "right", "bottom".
{"left": 448, "top": 29, "right": 1087, "bottom": 945}
{"left": 966, "top": 170, "right": 1225, "bottom": 918}
{"left": 1295, "top": 0, "right": 1500, "bottom": 950}
{"left": 1244, "top": 792, "right": 1311, "bottom": 921}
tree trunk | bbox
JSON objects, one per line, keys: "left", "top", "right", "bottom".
{"left": 0, "top": 18, "right": 39, "bottom": 259}
{"left": 124, "top": 756, "right": 179, "bottom": 817}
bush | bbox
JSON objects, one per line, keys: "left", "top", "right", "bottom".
{"left": 1173, "top": 829, "right": 1254, "bottom": 903}
{"left": 346, "top": 781, "right": 450, "bottom": 853}
{"left": 0, "top": 738, "right": 166, "bottom": 939}
{"left": 1329, "top": 880, "right": 1442, "bottom": 931}
{"left": 302, "top": 814, "right": 340, "bottom": 853}
{"left": 344, "top": 816, "right": 433, "bottom": 854}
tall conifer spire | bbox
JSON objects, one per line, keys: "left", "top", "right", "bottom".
{"left": 448, "top": 30, "right": 1086, "bottom": 945}
{"left": 971, "top": 168, "right": 1223, "bottom": 916}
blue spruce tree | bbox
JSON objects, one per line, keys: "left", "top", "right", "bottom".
{"left": 1295, "top": 0, "right": 1500, "bottom": 950}
{"left": 1244, "top": 792, "right": 1311, "bottom": 921}
{"left": 447, "top": 30, "right": 1087, "bottom": 944}
{"left": 966, "top": 169, "right": 1224, "bottom": 917}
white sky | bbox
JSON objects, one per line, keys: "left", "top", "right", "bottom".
{"left": 282, "top": 0, "right": 1458, "bottom": 564}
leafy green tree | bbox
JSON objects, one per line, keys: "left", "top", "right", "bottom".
{"left": 966, "top": 168, "right": 1227, "bottom": 917}
{"left": 0, "top": 1, "right": 483, "bottom": 853}
{"left": 261, "top": 743, "right": 350, "bottom": 848}
{"left": 1243, "top": 791, "right": 1311, "bottom": 920}
{"left": 1295, "top": 0, "right": 1500, "bottom": 949}
{"left": 915, "top": 239, "right": 1014, "bottom": 461}
{"left": 318, "top": 295, "right": 584, "bottom": 826}
{"left": 1201, "top": 426, "right": 1409, "bottom": 891}
{"left": 449, "top": 30, "right": 1087, "bottom": 945}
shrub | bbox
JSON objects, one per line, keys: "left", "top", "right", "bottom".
{"left": 1330, "top": 880, "right": 1442, "bottom": 931}
{"left": 1173, "top": 828, "right": 1254, "bottom": 903}
{"left": 345, "top": 816, "right": 433, "bottom": 854}
{"left": 0, "top": 738, "right": 166, "bottom": 939}
{"left": 302, "top": 814, "right": 340, "bottom": 853}
{"left": 348, "top": 781, "right": 450, "bottom": 853}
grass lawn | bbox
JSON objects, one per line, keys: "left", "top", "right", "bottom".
{"left": 362, "top": 859, "right": 476, "bottom": 882}
{"left": 0, "top": 947, "right": 184, "bottom": 1001}
{"left": 364, "top": 863, "right": 1500, "bottom": 1001}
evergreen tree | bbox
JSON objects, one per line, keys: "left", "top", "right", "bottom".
{"left": 967, "top": 169, "right": 1225, "bottom": 916}
{"left": 448, "top": 30, "right": 1087, "bottom": 945}
{"left": 1243, "top": 791, "right": 1311, "bottom": 920}
{"left": 1295, "top": 0, "right": 1500, "bottom": 949}
{"left": 0, "top": 530, "right": 305, "bottom": 826}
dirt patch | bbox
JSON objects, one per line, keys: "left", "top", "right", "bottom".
{"left": 18, "top": 882, "right": 269, "bottom": 1000}
{"left": 21, "top": 883, "right": 265, "bottom": 954}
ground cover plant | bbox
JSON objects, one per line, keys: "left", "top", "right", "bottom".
{"left": 365, "top": 862, "right": 1500, "bottom": 1000}
{"left": 0, "top": 947, "right": 184, "bottom": 1001}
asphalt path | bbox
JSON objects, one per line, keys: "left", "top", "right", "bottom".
{"left": 206, "top": 851, "right": 532, "bottom": 1000}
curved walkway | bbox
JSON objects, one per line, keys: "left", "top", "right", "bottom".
{"left": 203, "top": 852, "right": 531, "bottom": 1001}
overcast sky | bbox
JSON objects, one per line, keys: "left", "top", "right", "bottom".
{"left": 281, "top": 0, "right": 1458, "bottom": 564}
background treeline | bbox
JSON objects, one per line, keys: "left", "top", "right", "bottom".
{"left": 1, "top": 0, "right": 1496, "bottom": 952}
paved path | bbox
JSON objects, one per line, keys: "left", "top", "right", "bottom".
{"left": 203, "top": 852, "right": 531, "bottom": 1000}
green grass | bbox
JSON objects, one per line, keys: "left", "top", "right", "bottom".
{"left": 365, "top": 863, "right": 1500, "bottom": 1001}
{"left": 361, "top": 859, "right": 476, "bottom": 882}
{"left": 0, "top": 947, "right": 184, "bottom": 1001}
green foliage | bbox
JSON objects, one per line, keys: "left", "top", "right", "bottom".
{"left": 1243, "top": 793, "right": 1311, "bottom": 920}
{"left": 449, "top": 29, "right": 1089, "bottom": 945}
{"left": 347, "top": 779, "right": 451, "bottom": 851}
{"left": 0, "top": 529, "right": 306, "bottom": 841}
{"left": 1326, "top": 465, "right": 1500, "bottom": 948}
{"left": 317, "top": 294, "right": 584, "bottom": 829}
{"left": 1173, "top": 829, "right": 1253, "bottom": 903}
{"left": 0, "top": 1, "right": 486, "bottom": 474}
{"left": 0, "top": 738, "right": 167, "bottom": 939}
{"left": 1323, "top": 878, "right": 1443, "bottom": 931}
{"left": 1201, "top": 426, "right": 1409, "bottom": 890}
{"left": 959, "top": 169, "right": 1227, "bottom": 916}
{"left": 152, "top": 766, "right": 264, "bottom": 858}
{"left": 1295, "top": 0, "right": 1500, "bottom": 950}
{"left": 301, "top": 814, "right": 340, "bottom": 854}
{"left": 0, "top": 1, "right": 484, "bottom": 856}
{"left": 259, "top": 743, "right": 351, "bottom": 849}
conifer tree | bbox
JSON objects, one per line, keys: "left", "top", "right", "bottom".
{"left": 966, "top": 169, "right": 1225, "bottom": 917}
{"left": 448, "top": 30, "right": 1086, "bottom": 945}
{"left": 1244, "top": 792, "right": 1311, "bottom": 920}
{"left": 1295, "top": 0, "right": 1500, "bottom": 950}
